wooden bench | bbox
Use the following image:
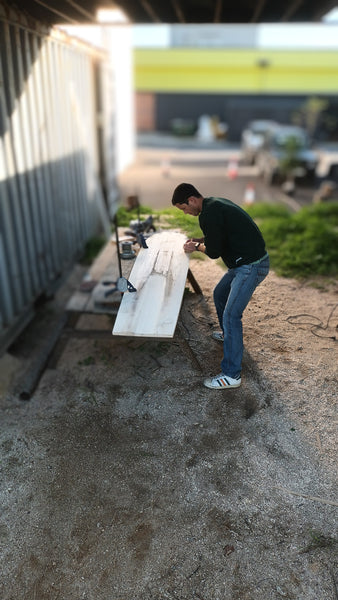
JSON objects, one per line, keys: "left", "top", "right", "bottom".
{"left": 66, "top": 230, "right": 202, "bottom": 338}
{"left": 113, "top": 230, "right": 192, "bottom": 338}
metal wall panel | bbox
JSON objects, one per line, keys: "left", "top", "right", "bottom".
{"left": 0, "top": 4, "right": 116, "bottom": 354}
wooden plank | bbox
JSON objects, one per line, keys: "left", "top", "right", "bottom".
{"left": 112, "top": 231, "right": 189, "bottom": 338}
{"left": 187, "top": 268, "right": 203, "bottom": 294}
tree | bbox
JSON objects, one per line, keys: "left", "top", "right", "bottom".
{"left": 292, "top": 97, "right": 329, "bottom": 139}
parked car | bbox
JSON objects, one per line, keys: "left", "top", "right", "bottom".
{"left": 241, "top": 119, "right": 278, "bottom": 165}
{"left": 255, "top": 125, "right": 318, "bottom": 185}
{"left": 315, "top": 146, "right": 338, "bottom": 183}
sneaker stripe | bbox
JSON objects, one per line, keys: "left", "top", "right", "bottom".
{"left": 204, "top": 374, "right": 241, "bottom": 389}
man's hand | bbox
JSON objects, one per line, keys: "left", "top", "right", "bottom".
{"left": 183, "top": 238, "right": 205, "bottom": 253}
{"left": 183, "top": 239, "right": 197, "bottom": 253}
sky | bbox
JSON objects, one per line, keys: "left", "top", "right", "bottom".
{"left": 131, "top": 22, "right": 338, "bottom": 49}
{"left": 130, "top": 5, "right": 338, "bottom": 49}
{"left": 323, "top": 7, "right": 338, "bottom": 21}
{"left": 62, "top": 6, "right": 338, "bottom": 51}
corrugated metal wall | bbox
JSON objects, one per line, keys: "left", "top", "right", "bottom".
{"left": 0, "top": 4, "right": 117, "bottom": 354}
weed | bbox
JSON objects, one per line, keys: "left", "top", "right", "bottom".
{"left": 78, "top": 356, "right": 95, "bottom": 366}
{"left": 81, "top": 236, "right": 106, "bottom": 266}
{"left": 300, "top": 530, "right": 337, "bottom": 553}
{"left": 81, "top": 390, "right": 99, "bottom": 406}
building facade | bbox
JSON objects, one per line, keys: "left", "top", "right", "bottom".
{"left": 133, "top": 24, "right": 338, "bottom": 141}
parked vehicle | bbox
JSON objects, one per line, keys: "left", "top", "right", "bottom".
{"left": 315, "top": 145, "right": 338, "bottom": 183}
{"left": 241, "top": 119, "right": 278, "bottom": 164}
{"left": 255, "top": 125, "right": 318, "bottom": 185}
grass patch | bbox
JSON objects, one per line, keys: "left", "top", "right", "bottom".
{"left": 159, "top": 208, "right": 204, "bottom": 239}
{"left": 81, "top": 236, "right": 106, "bottom": 265}
{"left": 115, "top": 205, "right": 156, "bottom": 227}
{"left": 116, "top": 205, "right": 203, "bottom": 239}
{"left": 116, "top": 201, "right": 338, "bottom": 280}
{"left": 246, "top": 202, "right": 338, "bottom": 278}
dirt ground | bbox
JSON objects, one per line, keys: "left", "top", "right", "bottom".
{"left": 0, "top": 139, "right": 337, "bottom": 599}
{"left": 0, "top": 253, "right": 337, "bottom": 600}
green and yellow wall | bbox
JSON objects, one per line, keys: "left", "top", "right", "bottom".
{"left": 133, "top": 46, "right": 338, "bottom": 140}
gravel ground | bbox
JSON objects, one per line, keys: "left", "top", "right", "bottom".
{"left": 0, "top": 138, "right": 337, "bottom": 599}
{"left": 0, "top": 254, "right": 337, "bottom": 600}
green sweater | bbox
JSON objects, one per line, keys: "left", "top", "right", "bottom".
{"left": 199, "top": 197, "right": 266, "bottom": 268}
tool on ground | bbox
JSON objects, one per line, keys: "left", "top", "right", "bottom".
{"left": 120, "top": 241, "right": 136, "bottom": 259}
{"left": 102, "top": 215, "right": 137, "bottom": 296}
{"left": 129, "top": 212, "right": 156, "bottom": 235}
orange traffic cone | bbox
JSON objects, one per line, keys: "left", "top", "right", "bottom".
{"left": 227, "top": 158, "right": 238, "bottom": 180}
{"left": 161, "top": 156, "right": 171, "bottom": 177}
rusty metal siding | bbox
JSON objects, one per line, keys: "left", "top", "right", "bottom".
{"left": 0, "top": 5, "right": 116, "bottom": 354}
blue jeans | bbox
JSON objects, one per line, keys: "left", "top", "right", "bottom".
{"left": 213, "top": 256, "right": 270, "bottom": 378}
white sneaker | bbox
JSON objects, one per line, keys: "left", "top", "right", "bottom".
{"left": 212, "top": 331, "right": 224, "bottom": 342}
{"left": 204, "top": 373, "right": 241, "bottom": 389}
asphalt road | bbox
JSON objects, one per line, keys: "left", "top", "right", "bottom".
{"left": 118, "top": 134, "right": 315, "bottom": 212}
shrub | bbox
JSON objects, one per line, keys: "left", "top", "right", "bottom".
{"left": 114, "top": 201, "right": 338, "bottom": 279}
{"left": 246, "top": 202, "right": 338, "bottom": 278}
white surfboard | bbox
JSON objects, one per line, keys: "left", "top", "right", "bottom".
{"left": 112, "top": 231, "right": 189, "bottom": 338}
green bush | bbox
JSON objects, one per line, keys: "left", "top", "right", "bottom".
{"left": 246, "top": 202, "right": 338, "bottom": 278}
{"left": 163, "top": 201, "right": 338, "bottom": 278}
{"left": 245, "top": 203, "right": 290, "bottom": 220}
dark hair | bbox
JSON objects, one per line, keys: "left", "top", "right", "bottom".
{"left": 171, "top": 183, "right": 202, "bottom": 205}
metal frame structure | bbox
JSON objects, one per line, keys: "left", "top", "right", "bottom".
{"left": 0, "top": 2, "right": 117, "bottom": 353}
{"left": 8, "top": 0, "right": 338, "bottom": 25}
